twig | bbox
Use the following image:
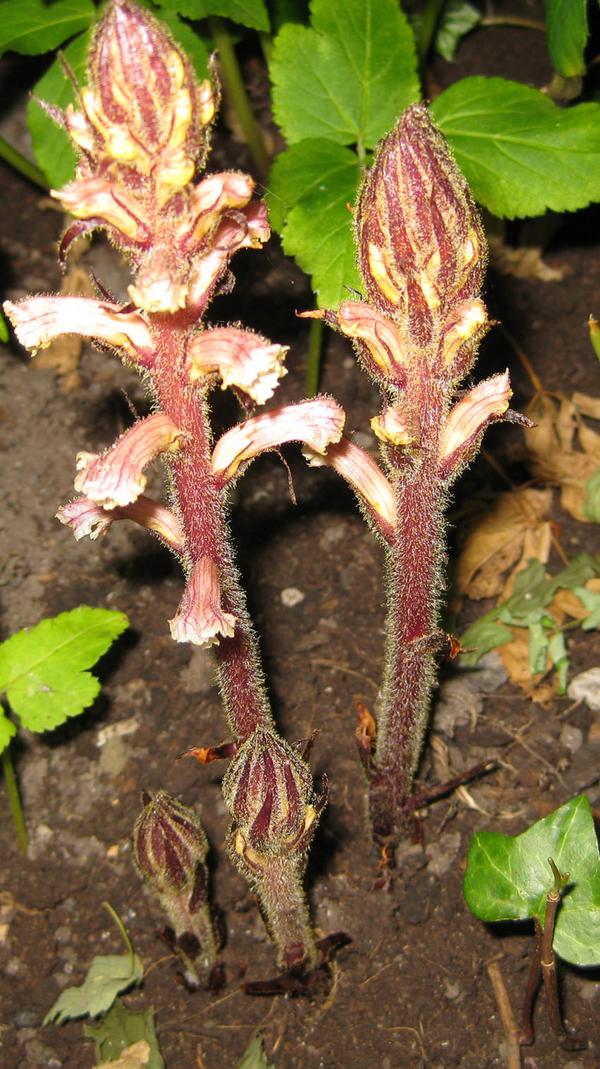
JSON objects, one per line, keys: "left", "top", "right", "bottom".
{"left": 486, "top": 958, "right": 522, "bottom": 1069}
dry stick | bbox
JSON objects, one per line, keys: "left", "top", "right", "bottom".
{"left": 486, "top": 958, "right": 522, "bottom": 1069}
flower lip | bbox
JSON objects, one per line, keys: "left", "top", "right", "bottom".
{"left": 439, "top": 370, "right": 512, "bottom": 472}
{"left": 169, "top": 556, "right": 236, "bottom": 647}
{"left": 188, "top": 326, "right": 288, "bottom": 405}
{"left": 57, "top": 494, "right": 186, "bottom": 553}
{"left": 304, "top": 436, "right": 396, "bottom": 540}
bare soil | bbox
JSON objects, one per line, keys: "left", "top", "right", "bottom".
{"left": 1, "top": 11, "right": 600, "bottom": 1069}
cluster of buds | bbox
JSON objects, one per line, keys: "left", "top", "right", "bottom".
{"left": 304, "top": 105, "right": 524, "bottom": 846}
{"left": 133, "top": 790, "right": 218, "bottom": 988}
{"left": 222, "top": 728, "right": 326, "bottom": 970}
{"left": 4, "top": 0, "right": 343, "bottom": 974}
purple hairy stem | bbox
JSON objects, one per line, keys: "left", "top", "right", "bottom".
{"left": 305, "top": 104, "right": 521, "bottom": 848}
{"left": 4, "top": 0, "right": 345, "bottom": 971}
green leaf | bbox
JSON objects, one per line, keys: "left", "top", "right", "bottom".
{"left": 267, "top": 139, "right": 362, "bottom": 307}
{"left": 434, "top": 0, "right": 481, "bottom": 62}
{"left": 45, "top": 952, "right": 143, "bottom": 1024}
{"left": 0, "top": 0, "right": 94, "bottom": 56}
{"left": 575, "top": 587, "right": 600, "bottom": 631}
{"left": 544, "top": 0, "right": 589, "bottom": 77}
{"left": 0, "top": 606, "right": 129, "bottom": 734}
{"left": 528, "top": 619, "right": 549, "bottom": 675}
{"left": 459, "top": 614, "right": 513, "bottom": 667}
{"left": 153, "top": 0, "right": 269, "bottom": 30}
{"left": 27, "top": 28, "right": 92, "bottom": 188}
{"left": 432, "top": 77, "right": 600, "bottom": 218}
{"left": 238, "top": 1034, "right": 275, "bottom": 1069}
{"left": 547, "top": 629, "right": 568, "bottom": 692}
{"left": 0, "top": 710, "right": 17, "bottom": 755}
{"left": 0, "top": 309, "right": 9, "bottom": 343}
{"left": 584, "top": 468, "right": 600, "bottom": 522}
{"left": 271, "top": 0, "right": 419, "bottom": 148}
{"left": 464, "top": 796, "right": 600, "bottom": 966}
{"left": 84, "top": 1000, "right": 164, "bottom": 1069}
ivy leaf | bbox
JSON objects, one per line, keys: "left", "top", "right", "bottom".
{"left": 271, "top": 0, "right": 419, "bottom": 148}
{"left": 584, "top": 468, "right": 600, "bottom": 522}
{"left": 267, "top": 139, "right": 362, "bottom": 307}
{"left": 459, "top": 614, "right": 513, "bottom": 667}
{"left": 434, "top": 0, "right": 481, "bottom": 62}
{"left": 238, "top": 1034, "right": 275, "bottom": 1069}
{"left": 153, "top": 0, "right": 269, "bottom": 31}
{"left": 575, "top": 587, "right": 600, "bottom": 631}
{"left": 44, "top": 952, "right": 143, "bottom": 1024}
{"left": 0, "top": 0, "right": 94, "bottom": 56}
{"left": 84, "top": 1000, "right": 164, "bottom": 1069}
{"left": 464, "top": 796, "right": 600, "bottom": 966}
{"left": 27, "top": 28, "right": 92, "bottom": 188}
{"left": 544, "top": 0, "right": 589, "bottom": 77}
{"left": 432, "top": 76, "right": 600, "bottom": 217}
{"left": 0, "top": 606, "right": 129, "bottom": 733}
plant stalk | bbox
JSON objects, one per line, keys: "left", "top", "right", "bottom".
{"left": 1, "top": 743, "right": 29, "bottom": 854}
{"left": 0, "top": 137, "right": 48, "bottom": 190}
{"left": 208, "top": 17, "right": 270, "bottom": 182}
{"left": 305, "top": 316, "right": 324, "bottom": 396}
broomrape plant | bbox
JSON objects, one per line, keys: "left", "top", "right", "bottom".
{"left": 4, "top": 0, "right": 343, "bottom": 976}
{"left": 303, "top": 105, "right": 527, "bottom": 849}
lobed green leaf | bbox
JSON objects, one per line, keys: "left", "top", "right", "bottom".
{"left": 432, "top": 77, "right": 600, "bottom": 218}
{"left": 271, "top": 0, "right": 419, "bottom": 148}
{"left": 153, "top": 0, "right": 269, "bottom": 30}
{"left": 0, "top": 606, "right": 129, "bottom": 734}
{"left": 84, "top": 999, "right": 164, "bottom": 1069}
{"left": 434, "top": 0, "right": 481, "bottom": 63}
{"left": 44, "top": 951, "right": 143, "bottom": 1024}
{"left": 0, "top": 0, "right": 93, "bottom": 56}
{"left": 544, "top": 0, "right": 589, "bottom": 77}
{"left": 267, "top": 139, "right": 362, "bottom": 307}
{"left": 464, "top": 796, "right": 600, "bottom": 966}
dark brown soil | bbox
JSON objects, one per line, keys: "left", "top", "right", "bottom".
{"left": 2, "top": 10, "right": 600, "bottom": 1069}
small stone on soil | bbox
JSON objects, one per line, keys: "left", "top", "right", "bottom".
{"left": 280, "top": 586, "right": 305, "bottom": 607}
{"left": 568, "top": 667, "right": 600, "bottom": 711}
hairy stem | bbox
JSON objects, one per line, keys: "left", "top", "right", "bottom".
{"left": 254, "top": 856, "right": 317, "bottom": 971}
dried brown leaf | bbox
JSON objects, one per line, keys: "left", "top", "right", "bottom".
{"left": 97, "top": 1040, "right": 151, "bottom": 1069}
{"left": 456, "top": 488, "right": 552, "bottom": 599}
{"left": 488, "top": 236, "right": 565, "bottom": 282}
{"left": 525, "top": 394, "right": 600, "bottom": 522}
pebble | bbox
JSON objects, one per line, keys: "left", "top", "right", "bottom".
{"left": 98, "top": 736, "right": 130, "bottom": 777}
{"left": 426, "top": 831, "right": 461, "bottom": 878}
{"left": 180, "top": 648, "right": 217, "bottom": 695}
{"left": 567, "top": 667, "right": 600, "bottom": 712}
{"left": 14, "top": 1010, "right": 38, "bottom": 1028}
{"left": 25, "top": 1038, "right": 62, "bottom": 1067}
{"left": 560, "top": 723, "right": 583, "bottom": 753}
{"left": 280, "top": 586, "right": 305, "bottom": 607}
{"left": 433, "top": 679, "right": 482, "bottom": 738}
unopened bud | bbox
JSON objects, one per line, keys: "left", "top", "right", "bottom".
{"left": 133, "top": 790, "right": 218, "bottom": 985}
{"left": 356, "top": 104, "right": 486, "bottom": 347}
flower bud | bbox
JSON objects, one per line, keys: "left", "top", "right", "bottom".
{"left": 356, "top": 104, "right": 486, "bottom": 347}
{"left": 133, "top": 790, "right": 218, "bottom": 985}
{"left": 223, "top": 728, "right": 317, "bottom": 865}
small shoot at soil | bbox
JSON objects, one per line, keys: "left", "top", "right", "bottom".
{"left": 237, "top": 1033, "right": 275, "bottom": 1069}
{"left": 465, "top": 795, "right": 600, "bottom": 1049}
{"left": 0, "top": 605, "right": 128, "bottom": 853}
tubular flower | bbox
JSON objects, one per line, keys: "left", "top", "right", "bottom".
{"left": 169, "top": 557, "right": 236, "bottom": 647}
{"left": 74, "top": 413, "right": 186, "bottom": 509}
{"left": 211, "top": 397, "right": 345, "bottom": 482}
{"left": 356, "top": 103, "right": 486, "bottom": 346}
{"left": 57, "top": 495, "right": 185, "bottom": 553}
{"left": 370, "top": 404, "right": 416, "bottom": 447}
{"left": 439, "top": 371, "right": 513, "bottom": 476}
{"left": 188, "top": 327, "right": 288, "bottom": 404}
{"left": 4, "top": 297, "right": 155, "bottom": 366}
{"left": 185, "top": 172, "right": 256, "bottom": 244}
{"left": 301, "top": 303, "right": 408, "bottom": 387}
{"left": 304, "top": 438, "right": 396, "bottom": 541}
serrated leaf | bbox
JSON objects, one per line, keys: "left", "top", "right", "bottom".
{"left": 238, "top": 1034, "right": 275, "bottom": 1069}
{"left": 459, "top": 614, "right": 513, "bottom": 667}
{"left": 0, "top": 710, "right": 17, "bottom": 755}
{"left": 153, "top": 0, "right": 269, "bottom": 31}
{"left": 44, "top": 951, "right": 143, "bottom": 1024}
{"left": 464, "top": 796, "right": 600, "bottom": 966}
{"left": 0, "top": 0, "right": 94, "bottom": 56}
{"left": 84, "top": 1000, "right": 163, "bottom": 1069}
{"left": 434, "top": 0, "right": 481, "bottom": 62}
{"left": 268, "top": 139, "right": 362, "bottom": 307}
{"left": 432, "top": 77, "right": 600, "bottom": 218}
{"left": 544, "top": 0, "right": 588, "bottom": 77}
{"left": 28, "top": 28, "right": 92, "bottom": 188}
{"left": 584, "top": 468, "right": 600, "bottom": 522}
{"left": 271, "top": 0, "right": 419, "bottom": 148}
{"left": 0, "top": 606, "right": 129, "bottom": 734}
